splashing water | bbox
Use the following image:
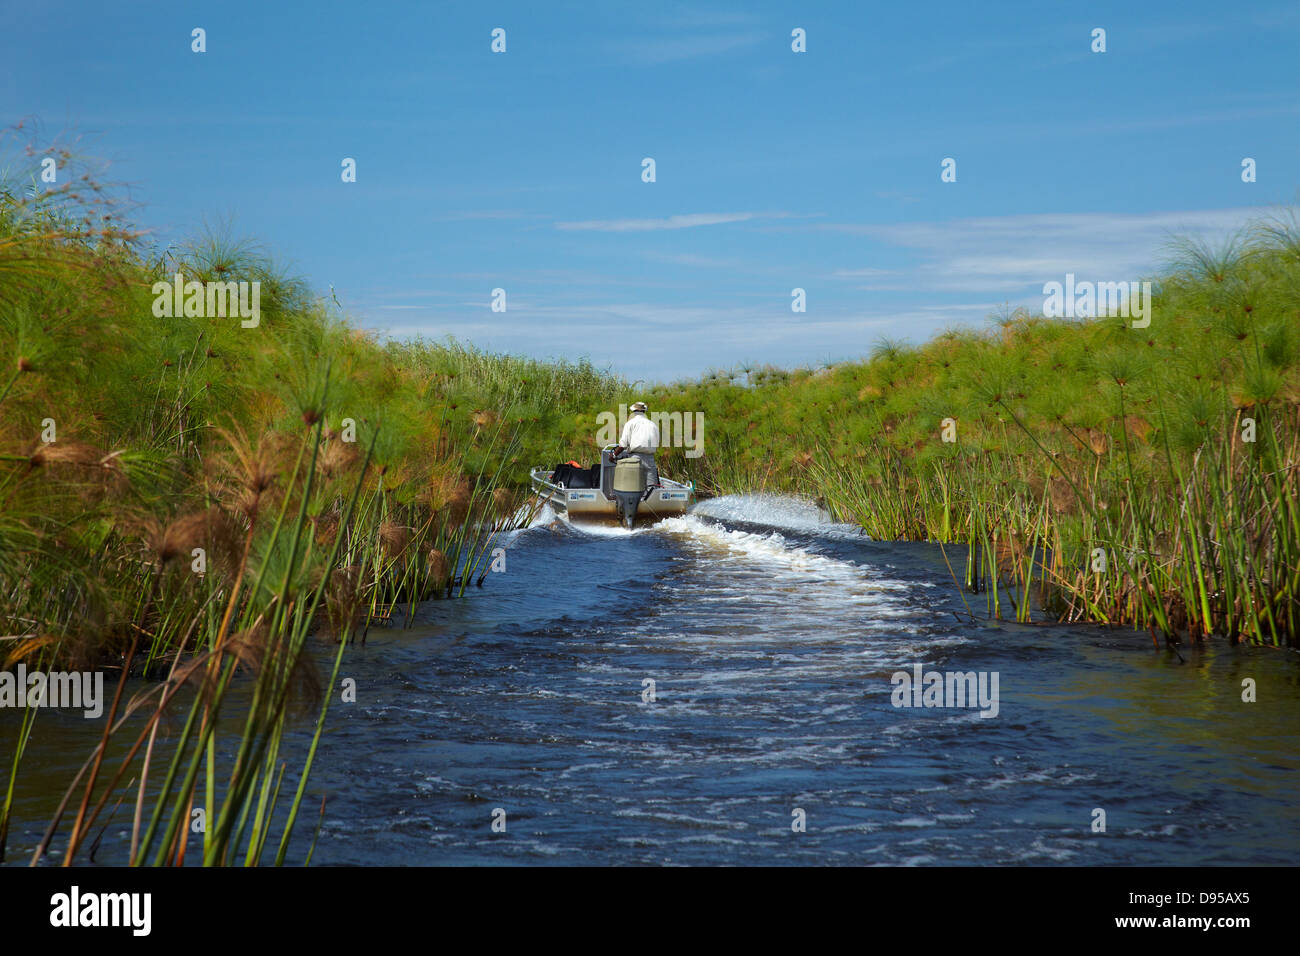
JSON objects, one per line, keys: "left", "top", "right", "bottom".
{"left": 5, "top": 495, "right": 1298, "bottom": 866}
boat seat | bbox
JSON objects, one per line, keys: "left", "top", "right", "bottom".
{"left": 551, "top": 462, "right": 600, "bottom": 488}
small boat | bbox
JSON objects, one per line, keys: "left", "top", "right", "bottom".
{"left": 530, "top": 446, "right": 694, "bottom": 529}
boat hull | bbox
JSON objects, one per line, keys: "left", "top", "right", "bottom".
{"left": 530, "top": 467, "right": 692, "bottom": 521}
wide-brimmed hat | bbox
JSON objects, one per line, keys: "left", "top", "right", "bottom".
{"left": 630, "top": 401, "right": 648, "bottom": 412}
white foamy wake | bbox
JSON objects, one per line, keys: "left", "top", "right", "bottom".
{"left": 522, "top": 501, "right": 558, "bottom": 528}
{"left": 513, "top": 501, "right": 625, "bottom": 537}
{"left": 653, "top": 510, "right": 928, "bottom": 610}
{"left": 597, "top": 507, "right": 954, "bottom": 688}
{"left": 689, "top": 494, "right": 865, "bottom": 539}
{"left": 654, "top": 513, "right": 864, "bottom": 577}
{"left": 555, "top": 496, "right": 959, "bottom": 724}
{"left": 690, "top": 493, "right": 831, "bottom": 527}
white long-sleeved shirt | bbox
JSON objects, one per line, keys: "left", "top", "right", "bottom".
{"left": 620, "top": 413, "right": 660, "bottom": 452}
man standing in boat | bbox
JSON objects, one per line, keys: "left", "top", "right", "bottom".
{"left": 615, "top": 401, "right": 660, "bottom": 487}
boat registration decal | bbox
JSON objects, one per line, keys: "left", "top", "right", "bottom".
{"left": 660, "top": 492, "right": 687, "bottom": 500}
{"left": 568, "top": 491, "right": 598, "bottom": 500}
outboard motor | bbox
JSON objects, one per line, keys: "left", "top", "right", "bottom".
{"left": 612, "top": 456, "right": 646, "bottom": 529}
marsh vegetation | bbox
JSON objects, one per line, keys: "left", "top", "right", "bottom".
{"left": 2, "top": 133, "right": 1296, "bottom": 865}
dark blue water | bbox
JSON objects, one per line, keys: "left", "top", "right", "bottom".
{"left": 301, "top": 496, "right": 1300, "bottom": 865}
{"left": 6, "top": 495, "right": 1298, "bottom": 866}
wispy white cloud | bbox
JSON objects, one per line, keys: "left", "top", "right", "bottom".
{"left": 432, "top": 210, "right": 546, "bottom": 222}
{"left": 556, "top": 212, "right": 756, "bottom": 232}
{"left": 645, "top": 251, "right": 747, "bottom": 268}
{"left": 651, "top": 6, "right": 761, "bottom": 29}
{"left": 831, "top": 267, "right": 897, "bottom": 279}
{"left": 612, "top": 31, "right": 765, "bottom": 64}
{"left": 908, "top": 19, "right": 1229, "bottom": 76}
{"left": 556, "top": 210, "right": 811, "bottom": 232}
{"left": 353, "top": 207, "right": 1282, "bottom": 382}
{"left": 361, "top": 297, "right": 1000, "bottom": 384}
{"left": 874, "top": 190, "right": 922, "bottom": 204}
{"left": 803, "top": 206, "right": 1274, "bottom": 293}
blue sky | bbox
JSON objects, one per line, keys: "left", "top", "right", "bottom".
{"left": 4, "top": 1, "right": 1298, "bottom": 383}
